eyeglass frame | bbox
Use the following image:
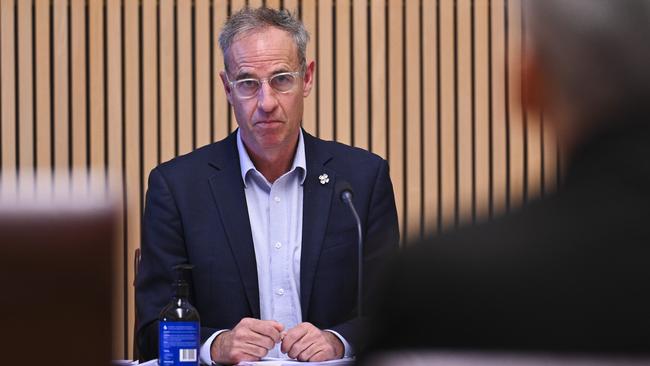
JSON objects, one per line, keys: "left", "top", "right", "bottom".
{"left": 226, "top": 71, "right": 304, "bottom": 100}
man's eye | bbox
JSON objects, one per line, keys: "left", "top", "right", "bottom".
{"left": 275, "top": 75, "right": 290, "bottom": 83}
{"left": 238, "top": 80, "right": 259, "bottom": 89}
{"left": 271, "top": 74, "right": 295, "bottom": 90}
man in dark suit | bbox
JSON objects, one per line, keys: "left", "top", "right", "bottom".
{"left": 136, "top": 7, "right": 399, "bottom": 365}
{"left": 368, "top": 0, "right": 650, "bottom": 356}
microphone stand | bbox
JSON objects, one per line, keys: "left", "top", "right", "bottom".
{"left": 341, "top": 191, "right": 364, "bottom": 318}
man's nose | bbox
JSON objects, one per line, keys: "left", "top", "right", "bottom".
{"left": 256, "top": 81, "right": 279, "bottom": 112}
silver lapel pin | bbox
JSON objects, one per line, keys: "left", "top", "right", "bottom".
{"left": 318, "top": 174, "right": 330, "bottom": 185}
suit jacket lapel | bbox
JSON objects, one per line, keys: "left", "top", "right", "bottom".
{"left": 300, "top": 132, "right": 335, "bottom": 320}
{"left": 207, "top": 133, "right": 261, "bottom": 319}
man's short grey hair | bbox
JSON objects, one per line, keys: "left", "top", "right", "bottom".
{"left": 218, "top": 7, "right": 310, "bottom": 75}
{"left": 525, "top": 0, "right": 650, "bottom": 122}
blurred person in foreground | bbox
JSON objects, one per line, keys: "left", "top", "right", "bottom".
{"left": 136, "top": 6, "right": 399, "bottom": 365}
{"left": 367, "top": 0, "right": 650, "bottom": 355}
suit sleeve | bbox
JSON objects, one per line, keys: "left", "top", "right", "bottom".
{"left": 328, "top": 158, "right": 400, "bottom": 351}
{"left": 135, "top": 167, "right": 221, "bottom": 361}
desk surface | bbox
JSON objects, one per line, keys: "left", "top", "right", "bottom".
{"left": 365, "top": 351, "right": 650, "bottom": 366}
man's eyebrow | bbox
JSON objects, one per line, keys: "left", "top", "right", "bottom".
{"left": 234, "top": 67, "right": 292, "bottom": 80}
{"left": 235, "top": 71, "right": 254, "bottom": 80}
{"left": 271, "top": 67, "right": 291, "bottom": 74}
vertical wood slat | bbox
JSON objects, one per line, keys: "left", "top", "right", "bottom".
{"left": 283, "top": 0, "right": 299, "bottom": 13}
{"left": 53, "top": 0, "right": 69, "bottom": 187}
{"left": 422, "top": 0, "right": 438, "bottom": 234}
{"left": 405, "top": 0, "right": 421, "bottom": 240}
{"left": 230, "top": 0, "right": 246, "bottom": 15}
{"left": 523, "top": 0, "right": 543, "bottom": 203}
{"left": 106, "top": 0, "right": 125, "bottom": 358}
{"left": 474, "top": 0, "right": 491, "bottom": 221}
{"left": 212, "top": 0, "right": 229, "bottom": 141}
{"left": 318, "top": 0, "right": 333, "bottom": 140}
{"left": 335, "top": 0, "right": 351, "bottom": 145}
{"left": 143, "top": 0, "right": 158, "bottom": 174}
{"left": 369, "top": 0, "right": 386, "bottom": 159}
{"left": 89, "top": 0, "right": 104, "bottom": 188}
{"left": 491, "top": 0, "right": 508, "bottom": 217}
{"left": 543, "top": 114, "right": 558, "bottom": 195}
{"left": 352, "top": 0, "right": 368, "bottom": 150}
{"left": 527, "top": 109, "right": 542, "bottom": 198}
{"left": 194, "top": 0, "right": 210, "bottom": 148}
{"left": 387, "top": 0, "right": 404, "bottom": 242}
{"left": 249, "top": 0, "right": 264, "bottom": 8}
{"left": 124, "top": 0, "right": 141, "bottom": 359}
{"left": 177, "top": 0, "right": 193, "bottom": 154}
{"left": 457, "top": 0, "right": 474, "bottom": 226}
{"left": 34, "top": 0, "right": 51, "bottom": 190}
{"left": 17, "top": 0, "right": 34, "bottom": 198}
{"left": 71, "top": 0, "right": 86, "bottom": 181}
{"left": 439, "top": 0, "right": 455, "bottom": 230}
{"left": 507, "top": 0, "right": 525, "bottom": 211}
{"left": 229, "top": 0, "right": 245, "bottom": 128}
{"left": 266, "top": 0, "right": 281, "bottom": 9}
{"left": 1, "top": 0, "right": 17, "bottom": 197}
{"left": 160, "top": 0, "right": 175, "bottom": 160}
{"left": 301, "top": 0, "right": 317, "bottom": 135}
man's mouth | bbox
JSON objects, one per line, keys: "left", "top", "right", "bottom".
{"left": 255, "top": 120, "right": 284, "bottom": 126}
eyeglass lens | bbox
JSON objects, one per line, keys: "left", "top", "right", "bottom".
{"left": 234, "top": 73, "right": 297, "bottom": 98}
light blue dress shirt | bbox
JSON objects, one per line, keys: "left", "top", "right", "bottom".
{"left": 199, "top": 130, "right": 351, "bottom": 364}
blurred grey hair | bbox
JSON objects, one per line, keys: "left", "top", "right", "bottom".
{"left": 524, "top": 0, "right": 650, "bottom": 121}
{"left": 218, "top": 7, "right": 310, "bottom": 74}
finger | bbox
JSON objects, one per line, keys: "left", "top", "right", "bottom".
{"left": 296, "top": 341, "right": 319, "bottom": 361}
{"left": 249, "top": 320, "right": 284, "bottom": 343}
{"left": 281, "top": 325, "right": 309, "bottom": 354}
{"left": 289, "top": 323, "right": 324, "bottom": 354}
{"left": 231, "top": 326, "right": 276, "bottom": 351}
{"left": 289, "top": 331, "right": 321, "bottom": 360}
{"left": 236, "top": 318, "right": 281, "bottom": 346}
{"left": 289, "top": 340, "right": 314, "bottom": 360}
{"left": 241, "top": 341, "right": 272, "bottom": 358}
{"left": 309, "top": 350, "right": 329, "bottom": 362}
{"left": 287, "top": 327, "right": 321, "bottom": 360}
{"left": 269, "top": 320, "right": 285, "bottom": 332}
{"left": 245, "top": 331, "right": 276, "bottom": 351}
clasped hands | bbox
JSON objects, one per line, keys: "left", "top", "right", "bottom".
{"left": 211, "top": 318, "right": 344, "bottom": 365}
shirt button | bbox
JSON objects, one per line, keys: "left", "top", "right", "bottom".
{"left": 274, "top": 242, "right": 282, "bottom": 249}
{"left": 274, "top": 196, "right": 281, "bottom": 203}
{"left": 276, "top": 288, "right": 285, "bottom": 296}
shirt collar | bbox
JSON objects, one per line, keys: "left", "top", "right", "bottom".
{"left": 237, "top": 129, "right": 307, "bottom": 187}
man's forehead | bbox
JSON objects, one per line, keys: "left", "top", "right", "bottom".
{"left": 232, "top": 26, "right": 294, "bottom": 46}
{"left": 225, "top": 27, "right": 299, "bottom": 73}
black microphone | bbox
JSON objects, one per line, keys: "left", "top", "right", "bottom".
{"left": 335, "top": 180, "right": 364, "bottom": 318}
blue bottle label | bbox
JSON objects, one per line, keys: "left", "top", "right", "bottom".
{"left": 159, "top": 321, "right": 200, "bottom": 365}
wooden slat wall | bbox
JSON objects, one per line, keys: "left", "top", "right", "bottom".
{"left": 0, "top": 0, "right": 562, "bottom": 359}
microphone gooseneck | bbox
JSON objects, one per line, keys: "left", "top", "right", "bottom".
{"left": 335, "top": 180, "right": 364, "bottom": 318}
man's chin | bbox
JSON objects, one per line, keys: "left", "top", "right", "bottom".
{"left": 253, "top": 135, "right": 287, "bottom": 150}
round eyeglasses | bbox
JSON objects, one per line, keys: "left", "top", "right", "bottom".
{"left": 228, "top": 71, "right": 302, "bottom": 99}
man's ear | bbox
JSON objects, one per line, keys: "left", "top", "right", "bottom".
{"left": 302, "top": 61, "right": 315, "bottom": 98}
{"left": 219, "top": 70, "right": 234, "bottom": 105}
{"left": 521, "top": 49, "right": 545, "bottom": 113}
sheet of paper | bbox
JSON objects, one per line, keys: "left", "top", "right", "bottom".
{"left": 136, "top": 359, "right": 159, "bottom": 366}
{"left": 237, "top": 357, "right": 355, "bottom": 366}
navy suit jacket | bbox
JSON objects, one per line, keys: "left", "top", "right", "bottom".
{"left": 136, "top": 130, "right": 399, "bottom": 361}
